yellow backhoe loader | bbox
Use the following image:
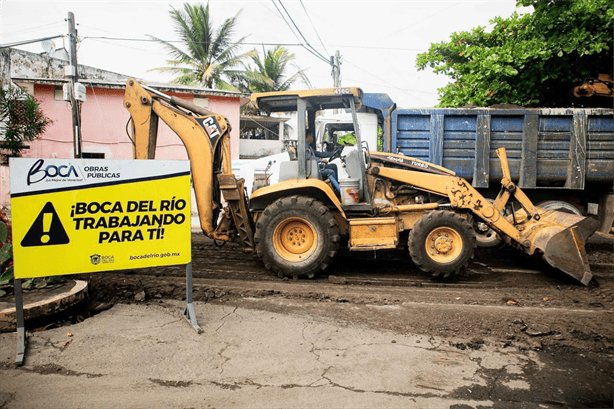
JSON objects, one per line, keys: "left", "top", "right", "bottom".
{"left": 123, "top": 79, "right": 599, "bottom": 285}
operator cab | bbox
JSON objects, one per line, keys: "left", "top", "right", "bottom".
{"left": 251, "top": 87, "right": 372, "bottom": 211}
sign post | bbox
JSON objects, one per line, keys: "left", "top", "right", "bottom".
{"left": 9, "top": 158, "right": 195, "bottom": 364}
{"left": 13, "top": 279, "right": 25, "bottom": 366}
{"left": 183, "top": 262, "right": 202, "bottom": 334}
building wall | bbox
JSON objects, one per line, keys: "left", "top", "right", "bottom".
{"left": 1, "top": 84, "right": 242, "bottom": 210}
{"left": 0, "top": 167, "right": 8, "bottom": 210}
{"left": 209, "top": 97, "right": 241, "bottom": 160}
{"left": 24, "top": 84, "right": 241, "bottom": 160}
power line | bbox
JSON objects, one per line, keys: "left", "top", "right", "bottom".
{"left": 86, "top": 37, "right": 154, "bottom": 52}
{"left": 329, "top": 44, "right": 427, "bottom": 52}
{"left": 342, "top": 59, "right": 434, "bottom": 105}
{"left": 77, "top": 23, "right": 127, "bottom": 37}
{"left": 299, "top": 0, "right": 329, "bottom": 57}
{"left": 0, "top": 34, "right": 65, "bottom": 49}
{"left": 377, "top": 1, "right": 461, "bottom": 42}
{"left": 307, "top": 73, "right": 437, "bottom": 96}
{"left": 271, "top": 0, "right": 329, "bottom": 65}
{"left": 2, "top": 21, "right": 65, "bottom": 37}
{"left": 277, "top": 0, "right": 328, "bottom": 63}
{"left": 75, "top": 36, "right": 426, "bottom": 53}
{"left": 298, "top": 45, "right": 331, "bottom": 66}
{"left": 87, "top": 36, "right": 324, "bottom": 74}
{"left": 270, "top": 1, "right": 304, "bottom": 45}
{"left": 81, "top": 36, "right": 304, "bottom": 48}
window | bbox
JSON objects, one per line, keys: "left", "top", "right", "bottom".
{"left": 54, "top": 86, "right": 64, "bottom": 101}
{"left": 81, "top": 152, "right": 105, "bottom": 159}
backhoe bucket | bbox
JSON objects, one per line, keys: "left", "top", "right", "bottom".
{"left": 530, "top": 211, "right": 600, "bottom": 285}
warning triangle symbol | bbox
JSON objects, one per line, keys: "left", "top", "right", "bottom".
{"left": 21, "top": 202, "right": 70, "bottom": 247}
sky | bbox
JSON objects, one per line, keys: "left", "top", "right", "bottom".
{"left": 1, "top": 1, "right": 532, "bottom": 108}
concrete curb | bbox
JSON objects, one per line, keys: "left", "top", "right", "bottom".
{"left": 0, "top": 280, "right": 88, "bottom": 332}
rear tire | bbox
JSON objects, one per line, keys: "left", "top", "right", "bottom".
{"left": 473, "top": 219, "right": 502, "bottom": 248}
{"left": 472, "top": 199, "right": 502, "bottom": 248}
{"left": 255, "top": 196, "right": 340, "bottom": 278}
{"left": 536, "top": 200, "right": 582, "bottom": 216}
{"left": 409, "top": 210, "right": 476, "bottom": 278}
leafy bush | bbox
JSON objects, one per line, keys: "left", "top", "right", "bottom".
{"left": 0, "top": 210, "right": 13, "bottom": 285}
{"left": 416, "top": 0, "right": 614, "bottom": 107}
{"left": 0, "top": 86, "right": 52, "bottom": 160}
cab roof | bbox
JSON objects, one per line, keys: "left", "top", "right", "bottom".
{"left": 250, "top": 87, "right": 363, "bottom": 113}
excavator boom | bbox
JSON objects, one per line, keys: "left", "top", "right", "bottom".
{"left": 123, "top": 78, "right": 230, "bottom": 236}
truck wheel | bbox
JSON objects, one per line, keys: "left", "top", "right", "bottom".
{"left": 472, "top": 199, "right": 502, "bottom": 248}
{"left": 473, "top": 218, "right": 502, "bottom": 248}
{"left": 255, "top": 196, "right": 340, "bottom": 278}
{"left": 536, "top": 200, "right": 582, "bottom": 216}
{"left": 408, "top": 210, "right": 476, "bottom": 278}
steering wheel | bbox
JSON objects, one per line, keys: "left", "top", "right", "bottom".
{"left": 323, "top": 140, "right": 344, "bottom": 153}
{"left": 328, "top": 148, "right": 343, "bottom": 162}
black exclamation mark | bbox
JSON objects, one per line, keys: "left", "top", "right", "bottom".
{"left": 22, "top": 202, "right": 70, "bottom": 247}
{"left": 41, "top": 212, "right": 52, "bottom": 244}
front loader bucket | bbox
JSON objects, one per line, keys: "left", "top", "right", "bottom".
{"left": 530, "top": 212, "right": 600, "bottom": 285}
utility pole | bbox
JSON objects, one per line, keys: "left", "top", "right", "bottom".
{"left": 331, "top": 50, "right": 341, "bottom": 88}
{"left": 66, "top": 11, "right": 82, "bottom": 158}
{"left": 331, "top": 50, "right": 341, "bottom": 114}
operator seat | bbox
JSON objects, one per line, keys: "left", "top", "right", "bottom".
{"left": 342, "top": 149, "right": 365, "bottom": 201}
{"left": 278, "top": 147, "right": 321, "bottom": 181}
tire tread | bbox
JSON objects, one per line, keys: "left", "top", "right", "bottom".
{"left": 254, "top": 196, "right": 339, "bottom": 278}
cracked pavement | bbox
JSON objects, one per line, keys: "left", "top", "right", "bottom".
{"left": 0, "top": 299, "right": 612, "bottom": 409}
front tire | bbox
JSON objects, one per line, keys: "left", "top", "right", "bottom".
{"left": 255, "top": 196, "right": 340, "bottom": 278}
{"left": 408, "top": 210, "right": 476, "bottom": 278}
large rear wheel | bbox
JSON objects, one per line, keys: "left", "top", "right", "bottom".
{"left": 255, "top": 196, "right": 340, "bottom": 278}
{"left": 536, "top": 200, "right": 582, "bottom": 216}
{"left": 472, "top": 199, "right": 502, "bottom": 248}
{"left": 408, "top": 210, "right": 476, "bottom": 278}
{"left": 473, "top": 218, "right": 502, "bottom": 248}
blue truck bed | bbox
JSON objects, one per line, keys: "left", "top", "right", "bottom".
{"left": 389, "top": 107, "right": 614, "bottom": 190}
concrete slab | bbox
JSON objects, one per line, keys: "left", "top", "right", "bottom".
{"left": 0, "top": 280, "right": 87, "bottom": 332}
{"left": 0, "top": 300, "right": 548, "bottom": 409}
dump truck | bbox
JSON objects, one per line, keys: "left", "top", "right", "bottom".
{"left": 123, "top": 79, "right": 599, "bottom": 285}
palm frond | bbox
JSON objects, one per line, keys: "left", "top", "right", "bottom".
{"left": 150, "top": 2, "right": 252, "bottom": 90}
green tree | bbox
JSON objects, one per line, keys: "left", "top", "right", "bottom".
{"left": 0, "top": 86, "right": 51, "bottom": 160}
{"left": 241, "top": 45, "right": 301, "bottom": 93}
{"left": 150, "top": 2, "right": 254, "bottom": 89}
{"left": 0, "top": 210, "right": 13, "bottom": 287}
{"left": 416, "top": 0, "right": 614, "bottom": 107}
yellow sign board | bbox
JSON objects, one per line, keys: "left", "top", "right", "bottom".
{"left": 9, "top": 158, "right": 191, "bottom": 279}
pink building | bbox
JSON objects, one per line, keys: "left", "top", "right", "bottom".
{"left": 1, "top": 48, "right": 247, "bottom": 210}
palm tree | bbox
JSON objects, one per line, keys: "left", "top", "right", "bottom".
{"left": 149, "top": 2, "right": 254, "bottom": 89}
{"left": 242, "top": 45, "right": 302, "bottom": 93}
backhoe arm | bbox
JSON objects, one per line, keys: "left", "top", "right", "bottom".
{"left": 123, "top": 78, "right": 232, "bottom": 236}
